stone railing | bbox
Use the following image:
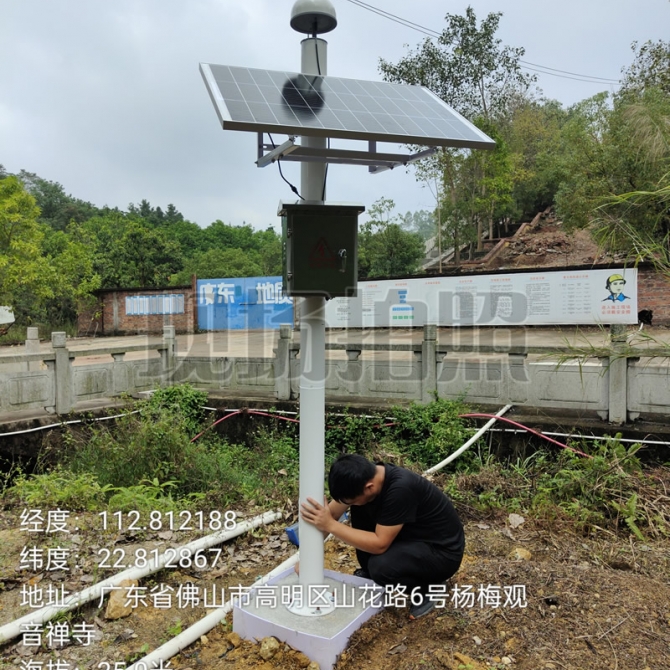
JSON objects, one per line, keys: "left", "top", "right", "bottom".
{"left": 2, "top": 325, "right": 669, "bottom": 425}
{"left": 0, "top": 327, "right": 176, "bottom": 416}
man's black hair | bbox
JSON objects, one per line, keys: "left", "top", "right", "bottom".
{"left": 328, "top": 454, "right": 377, "bottom": 503}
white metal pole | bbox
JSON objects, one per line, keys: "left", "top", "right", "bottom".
{"left": 297, "top": 35, "right": 329, "bottom": 597}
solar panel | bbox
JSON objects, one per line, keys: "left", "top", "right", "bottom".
{"left": 200, "top": 64, "right": 495, "bottom": 150}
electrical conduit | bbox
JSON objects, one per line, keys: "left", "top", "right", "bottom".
{"left": 423, "top": 404, "right": 513, "bottom": 475}
{"left": 126, "top": 553, "right": 300, "bottom": 670}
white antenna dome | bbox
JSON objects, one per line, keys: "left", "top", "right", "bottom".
{"left": 290, "top": 0, "right": 337, "bottom": 35}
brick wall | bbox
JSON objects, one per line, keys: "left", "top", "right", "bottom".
{"left": 637, "top": 267, "right": 670, "bottom": 325}
{"left": 77, "top": 285, "right": 196, "bottom": 336}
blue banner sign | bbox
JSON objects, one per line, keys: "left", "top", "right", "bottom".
{"left": 197, "top": 276, "right": 293, "bottom": 330}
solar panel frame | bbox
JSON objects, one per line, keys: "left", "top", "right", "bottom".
{"left": 200, "top": 63, "right": 495, "bottom": 150}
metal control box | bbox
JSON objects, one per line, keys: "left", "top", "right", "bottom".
{"left": 279, "top": 201, "right": 364, "bottom": 298}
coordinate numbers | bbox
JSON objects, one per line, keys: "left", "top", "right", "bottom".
{"left": 97, "top": 546, "right": 224, "bottom": 570}
{"left": 98, "top": 510, "right": 236, "bottom": 532}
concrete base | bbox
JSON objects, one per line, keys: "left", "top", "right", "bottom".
{"left": 233, "top": 569, "right": 383, "bottom": 669}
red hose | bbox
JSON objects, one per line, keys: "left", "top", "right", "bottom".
{"left": 190, "top": 410, "right": 242, "bottom": 442}
{"left": 191, "top": 409, "right": 591, "bottom": 460}
{"left": 459, "top": 413, "right": 592, "bottom": 459}
{"left": 190, "top": 408, "right": 299, "bottom": 442}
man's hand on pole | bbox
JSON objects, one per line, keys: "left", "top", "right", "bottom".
{"left": 300, "top": 496, "right": 334, "bottom": 533}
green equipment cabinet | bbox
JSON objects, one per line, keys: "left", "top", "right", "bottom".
{"left": 279, "top": 201, "right": 364, "bottom": 298}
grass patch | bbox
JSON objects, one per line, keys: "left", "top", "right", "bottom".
{"left": 7, "top": 467, "right": 111, "bottom": 511}
{"left": 4, "top": 386, "right": 668, "bottom": 543}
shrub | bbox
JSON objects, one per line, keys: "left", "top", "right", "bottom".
{"left": 388, "top": 397, "right": 472, "bottom": 469}
{"left": 7, "top": 467, "right": 110, "bottom": 511}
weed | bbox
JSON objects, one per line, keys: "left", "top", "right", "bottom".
{"left": 167, "top": 619, "right": 182, "bottom": 637}
{"left": 388, "top": 397, "right": 472, "bottom": 470}
{"left": 107, "top": 478, "right": 180, "bottom": 514}
{"left": 146, "top": 384, "right": 208, "bottom": 434}
{"left": 610, "top": 493, "right": 645, "bottom": 540}
{"left": 126, "top": 642, "right": 151, "bottom": 664}
{"left": 325, "top": 410, "right": 380, "bottom": 458}
{"left": 6, "top": 467, "right": 111, "bottom": 511}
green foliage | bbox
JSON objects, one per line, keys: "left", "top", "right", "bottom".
{"left": 502, "top": 98, "right": 568, "bottom": 219}
{"left": 0, "top": 176, "right": 53, "bottom": 313}
{"left": 620, "top": 39, "right": 670, "bottom": 96}
{"left": 325, "top": 411, "right": 380, "bottom": 460}
{"left": 18, "top": 170, "right": 98, "bottom": 232}
{"left": 7, "top": 467, "right": 111, "bottom": 511}
{"left": 530, "top": 439, "right": 644, "bottom": 532}
{"left": 610, "top": 494, "right": 645, "bottom": 541}
{"left": 146, "top": 384, "right": 208, "bottom": 435}
{"left": 556, "top": 84, "right": 670, "bottom": 252}
{"left": 399, "top": 209, "right": 436, "bottom": 242}
{"left": 358, "top": 198, "right": 425, "bottom": 278}
{"left": 170, "top": 247, "right": 263, "bottom": 284}
{"left": 169, "top": 223, "right": 282, "bottom": 284}
{"left": 441, "top": 435, "right": 668, "bottom": 541}
{"left": 59, "top": 386, "right": 299, "bottom": 506}
{"left": 388, "top": 398, "right": 471, "bottom": 469}
{"left": 65, "top": 401, "right": 199, "bottom": 491}
{"left": 107, "top": 478, "right": 180, "bottom": 514}
{"left": 379, "top": 7, "right": 534, "bottom": 122}
{"left": 378, "top": 8, "right": 533, "bottom": 256}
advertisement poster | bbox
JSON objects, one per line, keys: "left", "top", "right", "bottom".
{"left": 324, "top": 268, "right": 638, "bottom": 328}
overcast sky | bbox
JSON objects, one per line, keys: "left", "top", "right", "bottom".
{"left": 1, "top": 1, "right": 668, "bottom": 231}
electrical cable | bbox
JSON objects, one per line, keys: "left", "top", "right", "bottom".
{"left": 0, "top": 411, "right": 142, "bottom": 438}
{"left": 344, "top": 0, "right": 620, "bottom": 85}
{"left": 459, "top": 413, "right": 592, "bottom": 458}
{"left": 314, "top": 37, "right": 329, "bottom": 201}
{"left": 488, "top": 427, "right": 670, "bottom": 447}
{"left": 268, "top": 133, "right": 304, "bottom": 200}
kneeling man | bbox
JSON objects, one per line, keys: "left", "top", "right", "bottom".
{"left": 300, "top": 453, "right": 464, "bottom": 619}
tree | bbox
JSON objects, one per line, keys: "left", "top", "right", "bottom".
{"left": 41, "top": 228, "right": 101, "bottom": 324}
{"left": 379, "top": 6, "right": 535, "bottom": 122}
{"left": 400, "top": 210, "right": 435, "bottom": 241}
{"left": 555, "top": 87, "right": 670, "bottom": 238}
{"left": 0, "top": 177, "right": 54, "bottom": 317}
{"left": 379, "top": 7, "right": 534, "bottom": 257}
{"left": 590, "top": 86, "right": 670, "bottom": 261}
{"left": 170, "top": 248, "right": 264, "bottom": 285}
{"left": 18, "top": 170, "right": 98, "bottom": 231}
{"left": 78, "top": 213, "right": 184, "bottom": 288}
{"left": 358, "top": 198, "right": 425, "bottom": 278}
{"left": 442, "top": 117, "right": 514, "bottom": 253}
{"left": 620, "top": 40, "right": 670, "bottom": 96}
{"left": 502, "top": 97, "right": 568, "bottom": 219}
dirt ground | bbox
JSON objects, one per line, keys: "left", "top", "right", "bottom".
{"left": 489, "top": 211, "right": 625, "bottom": 271}
{"left": 1, "top": 500, "right": 669, "bottom": 670}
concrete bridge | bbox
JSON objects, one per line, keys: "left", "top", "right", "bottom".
{"left": 2, "top": 325, "right": 670, "bottom": 432}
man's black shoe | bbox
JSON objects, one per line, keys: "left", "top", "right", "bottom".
{"left": 409, "top": 597, "right": 435, "bottom": 620}
{"left": 353, "top": 568, "right": 371, "bottom": 579}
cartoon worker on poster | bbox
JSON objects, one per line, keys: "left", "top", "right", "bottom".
{"left": 603, "top": 274, "right": 630, "bottom": 302}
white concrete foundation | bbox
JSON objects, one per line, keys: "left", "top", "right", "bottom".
{"left": 233, "top": 569, "right": 383, "bottom": 669}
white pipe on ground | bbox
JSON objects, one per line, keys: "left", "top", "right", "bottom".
{"left": 126, "top": 553, "right": 300, "bottom": 670}
{"left": 423, "top": 404, "right": 513, "bottom": 475}
{"left": 122, "top": 405, "right": 514, "bottom": 667}
{"left": 0, "top": 509, "right": 281, "bottom": 645}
